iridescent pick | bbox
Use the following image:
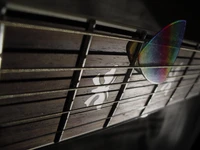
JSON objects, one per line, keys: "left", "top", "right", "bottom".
{"left": 138, "top": 20, "right": 186, "bottom": 84}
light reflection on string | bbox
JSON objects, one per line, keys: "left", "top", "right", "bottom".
{"left": 1, "top": 92, "right": 199, "bottom": 149}
{"left": 0, "top": 72, "right": 199, "bottom": 100}
{"left": 1, "top": 64, "right": 200, "bottom": 74}
{"left": 1, "top": 82, "right": 199, "bottom": 128}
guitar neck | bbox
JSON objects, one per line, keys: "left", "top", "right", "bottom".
{"left": 0, "top": 8, "right": 200, "bottom": 150}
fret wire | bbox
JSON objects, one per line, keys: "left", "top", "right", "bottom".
{"left": 0, "top": 20, "right": 199, "bottom": 53}
{"left": 139, "top": 84, "right": 158, "bottom": 116}
{"left": 1, "top": 82, "right": 199, "bottom": 128}
{"left": 0, "top": 73, "right": 199, "bottom": 100}
{"left": 103, "top": 31, "right": 147, "bottom": 128}
{"left": 54, "top": 19, "right": 96, "bottom": 143}
{"left": 1, "top": 64, "right": 200, "bottom": 73}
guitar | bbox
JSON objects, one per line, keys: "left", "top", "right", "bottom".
{"left": 0, "top": 7, "right": 200, "bottom": 150}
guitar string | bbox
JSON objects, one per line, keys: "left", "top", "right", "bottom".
{"left": 1, "top": 75, "right": 195, "bottom": 119}
{"left": 0, "top": 20, "right": 200, "bottom": 146}
{"left": 0, "top": 72, "right": 199, "bottom": 100}
{"left": 1, "top": 64, "right": 200, "bottom": 73}
{"left": 1, "top": 81, "right": 199, "bottom": 128}
{"left": 0, "top": 20, "right": 199, "bottom": 53}
{"left": 1, "top": 94, "right": 197, "bottom": 149}
{"left": 0, "top": 18, "right": 199, "bottom": 148}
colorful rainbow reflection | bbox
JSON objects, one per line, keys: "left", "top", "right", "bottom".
{"left": 138, "top": 20, "right": 186, "bottom": 84}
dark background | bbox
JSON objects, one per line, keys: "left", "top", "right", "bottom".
{"left": 6, "top": 0, "right": 200, "bottom": 42}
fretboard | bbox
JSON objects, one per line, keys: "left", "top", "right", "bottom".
{"left": 0, "top": 8, "right": 200, "bottom": 150}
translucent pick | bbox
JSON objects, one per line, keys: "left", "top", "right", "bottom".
{"left": 138, "top": 20, "right": 186, "bottom": 84}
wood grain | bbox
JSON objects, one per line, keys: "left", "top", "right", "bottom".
{"left": 0, "top": 118, "right": 59, "bottom": 146}
{"left": 90, "top": 36, "right": 128, "bottom": 53}
{"left": 149, "top": 92, "right": 173, "bottom": 105}
{"left": 0, "top": 71, "right": 74, "bottom": 80}
{"left": 191, "top": 59, "right": 200, "bottom": 65}
{"left": 0, "top": 98, "right": 65, "bottom": 123}
{"left": 0, "top": 91, "right": 68, "bottom": 105}
{"left": 143, "top": 100, "right": 167, "bottom": 114}
{"left": 171, "top": 86, "right": 193, "bottom": 102}
{"left": 122, "top": 86, "right": 155, "bottom": 99}
{"left": 66, "top": 106, "right": 111, "bottom": 129}
{"left": 0, "top": 79, "right": 71, "bottom": 95}
{"left": 82, "top": 68, "right": 128, "bottom": 76}
{"left": 115, "top": 96, "right": 149, "bottom": 115}
{"left": 2, "top": 53, "right": 77, "bottom": 69}
{"left": 82, "top": 54, "right": 129, "bottom": 76}
{"left": 62, "top": 120, "right": 105, "bottom": 140}
{"left": 85, "top": 55, "right": 129, "bottom": 66}
{"left": 109, "top": 109, "right": 141, "bottom": 126}
{"left": 194, "top": 52, "right": 200, "bottom": 58}
{"left": 187, "top": 84, "right": 200, "bottom": 98}
{"left": 127, "top": 80, "right": 153, "bottom": 88}
{"left": 2, "top": 134, "right": 54, "bottom": 150}
{"left": 4, "top": 27, "right": 83, "bottom": 50}
{"left": 178, "top": 50, "right": 193, "bottom": 57}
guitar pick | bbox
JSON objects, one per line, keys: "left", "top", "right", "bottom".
{"left": 138, "top": 20, "right": 186, "bottom": 84}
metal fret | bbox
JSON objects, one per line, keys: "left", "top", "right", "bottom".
{"left": 54, "top": 20, "right": 96, "bottom": 143}
{"left": 103, "top": 31, "right": 147, "bottom": 127}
